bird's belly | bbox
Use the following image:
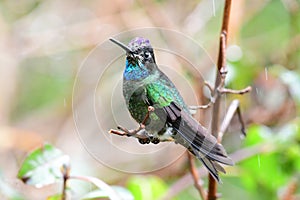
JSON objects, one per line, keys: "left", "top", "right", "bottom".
{"left": 126, "top": 96, "right": 166, "bottom": 137}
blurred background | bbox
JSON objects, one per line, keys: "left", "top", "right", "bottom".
{"left": 0, "top": 0, "right": 299, "bottom": 199}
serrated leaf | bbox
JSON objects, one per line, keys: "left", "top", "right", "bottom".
{"left": 18, "top": 143, "right": 70, "bottom": 188}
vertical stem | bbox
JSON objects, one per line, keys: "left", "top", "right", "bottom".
{"left": 207, "top": 0, "right": 232, "bottom": 200}
{"left": 61, "top": 164, "right": 70, "bottom": 200}
{"left": 62, "top": 175, "right": 67, "bottom": 200}
{"left": 187, "top": 152, "right": 206, "bottom": 200}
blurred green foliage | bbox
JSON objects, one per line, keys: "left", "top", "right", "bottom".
{"left": 1, "top": 0, "right": 300, "bottom": 199}
{"left": 127, "top": 176, "right": 168, "bottom": 200}
{"left": 11, "top": 54, "right": 76, "bottom": 121}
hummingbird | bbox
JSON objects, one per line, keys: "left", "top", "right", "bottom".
{"left": 109, "top": 37, "right": 234, "bottom": 182}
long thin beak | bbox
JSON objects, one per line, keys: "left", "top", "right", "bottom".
{"left": 109, "top": 38, "right": 132, "bottom": 53}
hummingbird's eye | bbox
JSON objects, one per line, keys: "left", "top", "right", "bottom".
{"left": 144, "top": 51, "right": 151, "bottom": 59}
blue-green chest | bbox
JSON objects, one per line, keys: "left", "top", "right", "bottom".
{"left": 123, "top": 60, "right": 149, "bottom": 81}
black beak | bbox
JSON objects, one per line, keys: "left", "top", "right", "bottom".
{"left": 109, "top": 38, "right": 132, "bottom": 53}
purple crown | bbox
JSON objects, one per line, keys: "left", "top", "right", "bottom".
{"left": 128, "top": 37, "right": 151, "bottom": 51}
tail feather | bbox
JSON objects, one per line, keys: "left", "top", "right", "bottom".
{"left": 190, "top": 147, "right": 221, "bottom": 182}
{"left": 158, "top": 101, "right": 233, "bottom": 182}
{"left": 213, "top": 161, "right": 226, "bottom": 174}
{"left": 171, "top": 110, "right": 234, "bottom": 182}
{"left": 175, "top": 111, "right": 233, "bottom": 163}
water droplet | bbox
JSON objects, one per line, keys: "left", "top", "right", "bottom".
{"left": 265, "top": 67, "right": 268, "bottom": 80}
{"left": 212, "top": 0, "right": 216, "bottom": 16}
{"left": 227, "top": 45, "right": 243, "bottom": 62}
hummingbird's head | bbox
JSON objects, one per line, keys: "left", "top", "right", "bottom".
{"left": 127, "top": 37, "right": 156, "bottom": 64}
{"left": 109, "top": 37, "right": 156, "bottom": 65}
{"left": 110, "top": 37, "right": 157, "bottom": 80}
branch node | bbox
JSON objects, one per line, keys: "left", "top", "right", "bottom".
{"left": 109, "top": 106, "right": 155, "bottom": 141}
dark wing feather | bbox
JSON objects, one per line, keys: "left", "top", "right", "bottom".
{"left": 153, "top": 101, "right": 233, "bottom": 182}
{"left": 144, "top": 75, "right": 233, "bottom": 182}
{"left": 173, "top": 110, "right": 234, "bottom": 166}
{"left": 163, "top": 102, "right": 181, "bottom": 122}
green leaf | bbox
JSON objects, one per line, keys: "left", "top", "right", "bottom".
{"left": 17, "top": 143, "right": 70, "bottom": 188}
{"left": 71, "top": 175, "right": 123, "bottom": 199}
{"left": 47, "top": 193, "right": 62, "bottom": 200}
{"left": 240, "top": 152, "right": 288, "bottom": 200}
{"left": 81, "top": 190, "right": 109, "bottom": 199}
{"left": 127, "top": 176, "right": 168, "bottom": 200}
{"left": 82, "top": 186, "right": 134, "bottom": 200}
{"left": 112, "top": 186, "right": 134, "bottom": 200}
{"left": 244, "top": 124, "right": 272, "bottom": 146}
{"left": 241, "top": 0, "right": 290, "bottom": 56}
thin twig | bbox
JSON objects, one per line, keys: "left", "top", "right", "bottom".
{"left": 218, "top": 99, "right": 246, "bottom": 142}
{"left": 204, "top": 81, "right": 214, "bottom": 94}
{"left": 281, "top": 178, "right": 298, "bottom": 200}
{"left": 219, "top": 32, "right": 227, "bottom": 75}
{"left": 109, "top": 106, "right": 154, "bottom": 139}
{"left": 189, "top": 82, "right": 215, "bottom": 110}
{"left": 208, "top": 0, "right": 232, "bottom": 200}
{"left": 61, "top": 164, "right": 70, "bottom": 200}
{"left": 189, "top": 102, "right": 214, "bottom": 110}
{"left": 235, "top": 103, "right": 246, "bottom": 136}
{"left": 189, "top": 84, "right": 251, "bottom": 111}
{"left": 187, "top": 151, "right": 206, "bottom": 200}
{"left": 218, "top": 86, "right": 252, "bottom": 95}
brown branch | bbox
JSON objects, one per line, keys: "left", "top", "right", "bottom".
{"left": 109, "top": 106, "right": 154, "bottom": 139}
{"left": 187, "top": 151, "right": 206, "bottom": 200}
{"left": 189, "top": 82, "right": 216, "bottom": 110}
{"left": 281, "top": 178, "right": 298, "bottom": 200}
{"left": 189, "top": 101, "right": 214, "bottom": 110}
{"left": 61, "top": 164, "right": 70, "bottom": 200}
{"left": 218, "top": 86, "right": 252, "bottom": 95}
{"left": 208, "top": 0, "right": 232, "bottom": 200}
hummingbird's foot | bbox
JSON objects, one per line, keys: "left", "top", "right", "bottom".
{"left": 150, "top": 137, "right": 160, "bottom": 144}
{"left": 138, "top": 138, "right": 151, "bottom": 144}
{"left": 147, "top": 106, "right": 155, "bottom": 112}
{"left": 140, "top": 106, "right": 155, "bottom": 126}
{"left": 138, "top": 136, "right": 160, "bottom": 145}
{"left": 109, "top": 106, "right": 155, "bottom": 142}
